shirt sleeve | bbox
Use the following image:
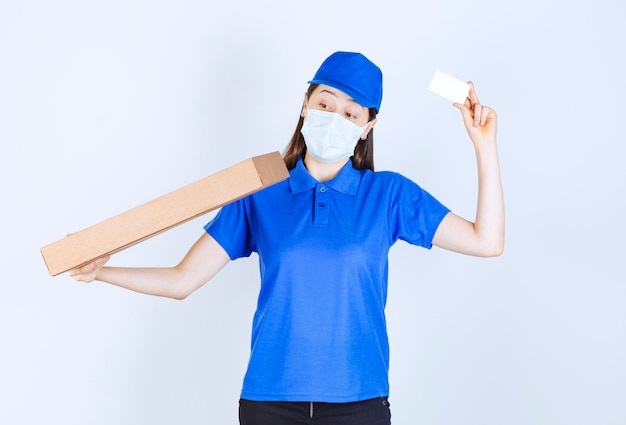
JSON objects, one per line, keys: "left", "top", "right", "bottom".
{"left": 204, "top": 197, "right": 256, "bottom": 260}
{"left": 389, "top": 174, "right": 450, "bottom": 248}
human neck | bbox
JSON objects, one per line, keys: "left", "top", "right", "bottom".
{"left": 303, "top": 154, "right": 349, "bottom": 183}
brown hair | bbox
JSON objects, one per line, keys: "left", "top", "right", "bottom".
{"left": 282, "top": 85, "right": 378, "bottom": 171}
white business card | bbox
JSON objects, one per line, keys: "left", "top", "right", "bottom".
{"left": 428, "top": 70, "right": 471, "bottom": 104}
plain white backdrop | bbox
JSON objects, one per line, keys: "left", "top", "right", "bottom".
{"left": 1, "top": 0, "right": 624, "bottom": 424}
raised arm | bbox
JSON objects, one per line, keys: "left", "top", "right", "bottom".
{"left": 69, "top": 233, "right": 230, "bottom": 299}
{"left": 432, "top": 82, "right": 505, "bottom": 257}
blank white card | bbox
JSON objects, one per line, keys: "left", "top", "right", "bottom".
{"left": 428, "top": 70, "right": 471, "bottom": 104}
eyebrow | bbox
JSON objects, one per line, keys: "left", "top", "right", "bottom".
{"left": 318, "top": 89, "right": 365, "bottom": 109}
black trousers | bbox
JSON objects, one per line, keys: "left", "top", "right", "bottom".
{"left": 239, "top": 397, "right": 391, "bottom": 425}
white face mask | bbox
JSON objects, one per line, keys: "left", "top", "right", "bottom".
{"left": 301, "top": 108, "right": 370, "bottom": 163}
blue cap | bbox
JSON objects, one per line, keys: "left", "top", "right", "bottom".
{"left": 308, "top": 51, "right": 383, "bottom": 113}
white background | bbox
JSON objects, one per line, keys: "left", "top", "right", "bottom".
{"left": 1, "top": 0, "right": 625, "bottom": 424}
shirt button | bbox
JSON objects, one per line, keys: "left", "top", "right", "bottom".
{"left": 320, "top": 187, "right": 326, "bottom": 192}
{"left": 318, "top": 202, "right": 324, "bottom": 207}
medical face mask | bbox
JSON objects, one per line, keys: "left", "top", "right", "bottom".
{"left": 301, "top": 108, "right": 369, "bottom": 163}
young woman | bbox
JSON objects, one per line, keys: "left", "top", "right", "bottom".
{"left": 70, "top": 51, "right": 504, "bottom": 425}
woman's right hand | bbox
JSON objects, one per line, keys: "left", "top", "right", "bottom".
{"left": 68, "top": 255, "right": 110, "bottom": 283}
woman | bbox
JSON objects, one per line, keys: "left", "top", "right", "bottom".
{"left": 71, "top": 51, "right": 504, "bottom": 425}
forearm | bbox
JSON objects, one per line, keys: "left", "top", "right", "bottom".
{"left": 81, "top": 234, "right": 230, "bottom": 299}
{"left": 95, "top": 265, "right": 192, "bottom": 300}
{"left": 473, "top": 140, "right": 505, "bottom": 255}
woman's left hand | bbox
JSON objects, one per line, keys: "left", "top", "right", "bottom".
{"left": 454, "top": 82, "right": 497, "bottom": 146}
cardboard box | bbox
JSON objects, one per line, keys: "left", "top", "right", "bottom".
{"left": 41, "top": 151, "right": 289, "bottom": 276}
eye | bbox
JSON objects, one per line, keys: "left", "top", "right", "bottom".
{"left": 345, "top": 111, "right": 361, "bottom": 120}
{"left": 319, "top": 102, "right": 329, "bottom": 109}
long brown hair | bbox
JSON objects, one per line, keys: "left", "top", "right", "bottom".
{"left": 282, "top": 85, "right": 378, "bottom": 171}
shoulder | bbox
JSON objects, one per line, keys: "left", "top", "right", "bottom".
{"left": 362, "top": 169, "right": 418, "bottom": 190}
{"left": 363, "top": 169, "right": 443, "bottom": 208}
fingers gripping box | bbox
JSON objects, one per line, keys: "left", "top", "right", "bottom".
{"left": 41, "top": 151, "right": 289, "bottom": 276}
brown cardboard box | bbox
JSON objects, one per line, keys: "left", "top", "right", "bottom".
{"left": 41, "top": 151, "right": 288, "bottom": 276}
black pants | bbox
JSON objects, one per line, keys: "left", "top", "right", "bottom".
{"left": 239, "top": 397, "right": 391, "bottom": 425}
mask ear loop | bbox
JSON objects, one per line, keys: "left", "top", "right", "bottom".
{"left": 360, "top": 119, "right": 375, "bottom": 140}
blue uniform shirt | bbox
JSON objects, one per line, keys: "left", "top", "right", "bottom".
{"left": 204, "top": 158, "right": 450, "bottom": 402}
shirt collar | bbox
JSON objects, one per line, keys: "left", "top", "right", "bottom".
{"left": 289, "top": 158, "right": 362, "bottom": 195}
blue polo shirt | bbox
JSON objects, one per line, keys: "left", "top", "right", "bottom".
{"left": 204, "top": 158, "right": 449, "bottom": 403}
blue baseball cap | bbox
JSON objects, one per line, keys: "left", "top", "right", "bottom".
{"left": 308, "top": 51, "right": 383, "bottom": 113}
